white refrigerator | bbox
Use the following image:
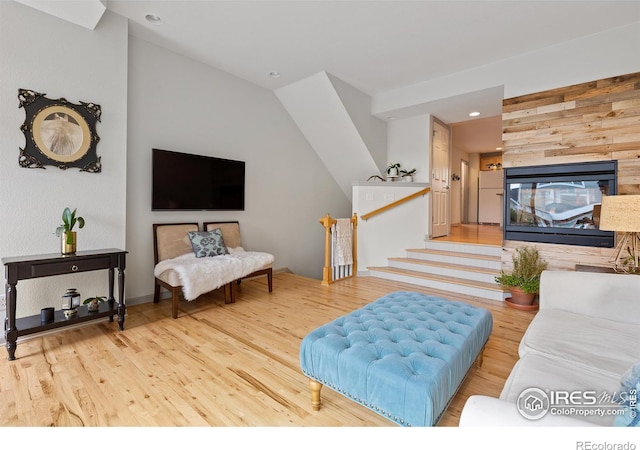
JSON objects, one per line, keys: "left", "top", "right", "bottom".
{"left": 478, "top": 170, "right": 503, "bottom": 225}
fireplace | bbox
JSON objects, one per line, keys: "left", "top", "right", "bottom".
{"left": 503, "top": 161, "right": 617, "bottom": 248}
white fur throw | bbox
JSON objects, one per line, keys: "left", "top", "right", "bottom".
{"left": 154, "top": 249, "right": 274, "bottom": 301}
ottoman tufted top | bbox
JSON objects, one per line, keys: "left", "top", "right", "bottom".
{"left": 300, "top": 291, "right": 493, "bottom": 426}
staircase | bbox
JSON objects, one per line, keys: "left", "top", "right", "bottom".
{"left": 367, "top": 240, "right": 509, "bottom": 302}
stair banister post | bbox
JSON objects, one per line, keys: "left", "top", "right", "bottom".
{"left": 351, "top": 213, "right": 358, "bottom": 276}
{"left": 319, "top": 213, "right": 335, "bottom": 285}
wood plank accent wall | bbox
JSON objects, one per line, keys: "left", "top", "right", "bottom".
{"left": 501, "top": 72, "right": 640, "bottom": 271}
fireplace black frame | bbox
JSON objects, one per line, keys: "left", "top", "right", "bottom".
{"left": 503, "top": 161, "right": 617, "bottom": 248}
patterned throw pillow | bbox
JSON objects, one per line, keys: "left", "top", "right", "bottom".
{"left": 187, "top": 228, "right": 229, "bottom": 258}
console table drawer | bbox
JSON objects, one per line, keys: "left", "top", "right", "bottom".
{"left": 31, "top": 256, "right": 112, "bottom": 277}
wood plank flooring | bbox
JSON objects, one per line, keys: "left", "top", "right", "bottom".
{"left": 0, "top": 272, "right": 535, "bottom": 427}
{"left": 434, "top": 223, "right": 503, "bottom": 246}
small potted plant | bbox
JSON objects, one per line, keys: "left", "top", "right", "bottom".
{"left": 400, "top": 168, "right": 416, "bottom": 182}
{"left": 83, "top": 295, "right": 107, "bottom": 312}
{"left": 55, "top": 207, "right": 85, "bottom": 255}
{"left": 495, "top": 246, "right": 548, "bottom": 306}
{"left": 386, "top": 163, "right": 401, "bottom": 178}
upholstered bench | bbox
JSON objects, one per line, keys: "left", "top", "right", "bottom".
{"left": 299, "top": 291, "right": 492, "bottom": 426}
{"left": 153, "top": 221, "right": 273, "bottom": 319}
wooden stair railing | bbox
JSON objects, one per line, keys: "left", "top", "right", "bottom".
{"left": 360, "top": 187, "right": 430, "bottom": 221}
{"left": 319, "top": 213, "right": 358, "bottom": 285}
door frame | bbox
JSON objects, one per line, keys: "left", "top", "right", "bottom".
{"left": 461, "top": 159, "right": 469, "bottom": 224}
{"left": 429, "top": 116, "right": 452, "bottom": 238}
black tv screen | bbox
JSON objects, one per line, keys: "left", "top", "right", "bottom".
{"left": 152, "top": 148, "right": 245, "bottom": 211}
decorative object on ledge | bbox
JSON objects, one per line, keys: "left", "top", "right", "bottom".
{"left": 386, "top": 162, "right": 401, "bottom": 177}
{"left": 18, "top": 89, "right": 101, "bottom": 172}
{"left": 599, "top": 195, "right": 640, "bottom": 274}
{"left": 486, "top": 162, "right": 502, "bottom": 170}
{"left": 367, "top": 175, "right": 386, "bottom": 182}
{"left": 451, "top": 173, "right": 461, "bottom": 181}
{"left": 400, "top": 168, "right": 416, "bottom": 182}
{"left": 61, "top": 288, "right": 81, "bottom": 311}
{"left": 84, "top": 295, "right": 107, "bottom": 312}
{"left": 40, "top": 307, "right": 54, "bottom": 324}
{"left": 55, "top": 207, "right": 85, "bottom": 255}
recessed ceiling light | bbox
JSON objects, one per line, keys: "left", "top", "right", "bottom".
{"left": 145, "top": 13, "right": 163, "bottom": 24}
{"left": 496, "top": 147, "right": 503, "bottom": 151}
{"left": 269, "top": 71, "right": 281, "bottom": 78}
{"left": 469, "top": 111, "right": 480, "bottom": 117}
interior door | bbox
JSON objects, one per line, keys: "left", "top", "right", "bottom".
{"left": 431, "top": 119, "right": 451, "bottom": 237}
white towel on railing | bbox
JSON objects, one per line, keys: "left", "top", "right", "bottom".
{"left": 334, "top": 218, "right": 353, "bottom": 266}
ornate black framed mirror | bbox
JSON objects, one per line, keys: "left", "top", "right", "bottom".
{"left": 18, "top": 89, "right": 101, "bottom": 172}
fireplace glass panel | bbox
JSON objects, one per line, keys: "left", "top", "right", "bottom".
{"left": 507, "top": 180, "right": 608, "bottom": 230}
{"left": 503, "top": 161, "right": 616, "bottom": 248}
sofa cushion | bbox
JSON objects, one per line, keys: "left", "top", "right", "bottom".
{"left": 187, "top": 229, "right": 229, "bottom": 258}
{"left": 519, "top": 309, "right": 640, "bottom": 376}
{"left": 501, "top": 353, "right": 620, "bottom": 426}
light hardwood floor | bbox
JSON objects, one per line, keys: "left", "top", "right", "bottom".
{"left": 0, "top": 272, "right": 535, "bottom": 427}
{"left": 434, "top": 223, "right": 503, "bottom": 246}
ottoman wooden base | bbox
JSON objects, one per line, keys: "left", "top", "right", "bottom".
{"left": 300, "top": 291, "right": 493, "bottom": 426}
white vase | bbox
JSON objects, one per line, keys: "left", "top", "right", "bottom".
{"left": 404, "top": 175, "right": 413, "bottom": 182}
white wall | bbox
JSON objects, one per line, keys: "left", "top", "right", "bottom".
{"left": 387, "top": 115, "right": 431, "bottom": 184}
{"left": 275, "top": 72, "right": 380, "bottom": 201}
{"left": 353, "top": 183, "right": 430, "bottom": 270}
{"left": 328, "top": 74, "right": 388, "bottom": 175}
{"left": 126, "top": 38, "right": 351, "bottom": 300}
{"left": 0, "top": 3, "right": 128, "bottom": 317}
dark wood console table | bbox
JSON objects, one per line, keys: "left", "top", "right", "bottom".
{"left": 2, "top": 248, "right": 126, "bottom": 360}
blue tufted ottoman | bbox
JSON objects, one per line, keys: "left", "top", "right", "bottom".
{"left": 299, "top": 291, "right": 493, "bottom": 426}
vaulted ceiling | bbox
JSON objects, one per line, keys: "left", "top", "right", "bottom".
{"left": 17, "top": 0, "right": 640, "bottom": 153}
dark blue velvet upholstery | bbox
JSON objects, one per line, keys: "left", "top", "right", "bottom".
{"left": 300, "top": 291, "right": 492, "bottom": 426}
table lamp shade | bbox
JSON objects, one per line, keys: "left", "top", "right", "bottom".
{"left": 599, "top": 195, "right": 640, "bottom": 232}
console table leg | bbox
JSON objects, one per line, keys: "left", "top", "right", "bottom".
{"left": 117, "top": 267, "right": 125, "bottom": 331}
{"left": 5, "top": 331, "right": 17, "bottom": 361}
{"left": 108, "top": 267, "right": 115, "bottom": 323}
{"left": 5, "top": 282, "right": 17, "bottom": 361}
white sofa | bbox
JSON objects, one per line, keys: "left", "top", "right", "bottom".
{"left": 460, "top": 270, "right": 640, "bottom": 426}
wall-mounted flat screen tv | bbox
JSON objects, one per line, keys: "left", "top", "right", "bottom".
{"left": 152, "top": 148, "right": 245, "bottom": 211}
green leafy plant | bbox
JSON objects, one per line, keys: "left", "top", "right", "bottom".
{"left": 83, "top": 295, "right": 107, "bottom": 305}
{"left": 494, "top": 246, "right": 548, "bottom": 294}
{"left": 400, "top": 168, "right": 416, "bottom": 177}
{"left": 55, "top": 207, "right": 85, "bottom": 244}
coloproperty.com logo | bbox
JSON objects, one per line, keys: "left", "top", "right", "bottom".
{"left": 516, "top": 387, "right": 630, "bottom": 420}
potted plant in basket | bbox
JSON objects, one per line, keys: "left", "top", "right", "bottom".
{"left": 55, "top": 207, "right": 85, "bottom": 255}
{"left": 495, "top": 246, "right": 548, "bottom": 306}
